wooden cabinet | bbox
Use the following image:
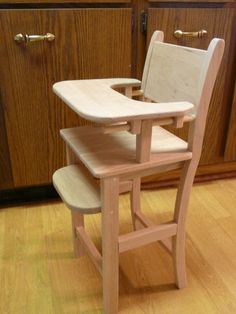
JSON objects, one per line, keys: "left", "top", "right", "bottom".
{"left": 0, "top": 1, "right": 236, "bottom": 195}
{"left": 0, "top": 8, "right": 132, "bottom": 189}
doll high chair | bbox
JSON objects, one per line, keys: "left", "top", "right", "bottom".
{"left": 52, "top": 31, "right": 224, "bottom": 313}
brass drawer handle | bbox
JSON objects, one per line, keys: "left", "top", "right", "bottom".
{"left": 173, "top": 30, "right": 207, "bottom": 39}
{"left": 14, "top": 33, "right": 55, "bottom": 44}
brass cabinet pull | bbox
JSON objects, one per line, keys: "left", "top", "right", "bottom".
{"left": 14, "top": 33, "right": 55, "bottom": 44}
{"left": 173, "top": 30, "right": 207, "bottom": 39}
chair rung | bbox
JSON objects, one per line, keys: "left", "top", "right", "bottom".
{"left": 53, "top": 164, "right": 101, "bottom": 214}
{"left": 76, "top": 227, "right": 102, "bottom": 275}
{"left": 134, "top": 212, "right": 173, "bottom": 254}
{"left": 118, "top": 223, "right": 177, "bottom": 253}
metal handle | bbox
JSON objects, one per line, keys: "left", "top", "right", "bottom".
{"left": 14, "top": 33, "right": 55, "bottom": 44}
{"left": 173, "top": 30, "right": 207, "bottom": 39}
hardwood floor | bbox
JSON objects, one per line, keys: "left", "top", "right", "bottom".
{"left": 0, "top": 178, "right": 236, "bottom": 313}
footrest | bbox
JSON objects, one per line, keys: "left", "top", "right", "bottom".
{"left": 53, "top": 164, "right": 101, "bottom": 214}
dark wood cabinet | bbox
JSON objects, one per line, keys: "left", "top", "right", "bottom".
{"left": 0, "top": 8, "right": 132, "bottom": 188}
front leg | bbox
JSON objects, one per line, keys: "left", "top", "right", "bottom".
{"left": 101, "top": 177, "right": 120, "bottom": 314}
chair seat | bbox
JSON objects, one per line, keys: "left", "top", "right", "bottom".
{"left": 60, "top": 125, "right": 192, "bottom": 178}
{"left": 53, "top": 164, "right": 101, "bottom": 214}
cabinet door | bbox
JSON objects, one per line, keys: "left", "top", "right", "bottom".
{"left": 0, "top": 9, "right": 132, "bottom": 188}
{"left": 225, "top": 82, "right": 236, "bottom": 161}
{"left": 147, "top": 8, "right": 236, "bottom": 165}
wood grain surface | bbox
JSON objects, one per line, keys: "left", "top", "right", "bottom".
{"left": 0, "top": 0, "right": 130, "bottom": 3}
{"left": 225, "top": 82, "right": 236, "bottom": 160}
{"left": 0, "top": 9, "right": 131, "bottom": 187}
{"left": 0, "top": 99, "right": 13, "bottom": 189}
{"left": 1, "top": 178, "right": 236, "bottom": 313}
{"left": 147, "top": 8, "right": 236, "bottom": 165}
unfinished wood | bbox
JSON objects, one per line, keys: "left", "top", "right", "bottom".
{"left": 141, "top": 30, "right": 164, "bottom": 92}
{"left": 53, "top": 78, "right": 194, "bottom": 124}
{"left": 0, "top": 8, "right": 132, "bottom": 187}
{"left": 66, "top": 146, "right": 86, "bottom": 257}
{"left": 119, "top": 223, "right": 177, "bottom": 253}
{"left": 101, "top": 177, "right": 120, "bottom": 314}
{"left": 130, "top": 178, "right": 142, "bottom": 230}
{"left": 70, "top": 211, "right": 85, "bottom": 257}
{"left": 53, "top": 164, "right": 101, "bottom": 213}
{"left": 76, "top": 226, "right": 102, "bottom": 276}
{"left": 60, "top": 125, "right": 192, "bottom": 178}
{"left": 100, "top": 115, "right": 194, "bottom": 135}
{"left": 144, "top": 42, "right": 205, "bottom": 116}
{"left": 136, "top": 120, "right": 153, "bottom": 162}
{"left": 135, "top": 211, "right": 173, "bottom": 253}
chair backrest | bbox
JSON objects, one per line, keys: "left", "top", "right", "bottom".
{"left": 141, "top": 31, "right": 225, "bottom": 161}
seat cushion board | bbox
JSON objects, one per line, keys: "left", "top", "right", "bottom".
{"left": 60, "top": 126, "right": 192, "bottom": 178}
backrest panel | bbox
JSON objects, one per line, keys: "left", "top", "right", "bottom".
{"left": 144, "top": 42, "right": 206, "bottom": 115}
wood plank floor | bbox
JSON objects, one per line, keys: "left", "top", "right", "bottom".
{"left": 0, "top": 178, "right": 236, "bottom": 313}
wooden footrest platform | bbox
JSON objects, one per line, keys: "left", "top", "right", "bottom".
{"left": 53, "top": 164, "right": 101, "bottom": 214}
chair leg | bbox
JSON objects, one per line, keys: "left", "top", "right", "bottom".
{"left": 71, "top": 211, "right": 86, "bottom": 257}
{"left": 173, "top": 161, "right": 196, "bottom": 289}
{"left": 66, "top": 145, "right": 85, "bottom": 257}
{"left": 130, "top": 178, "right": 143, "bottom": 230}
{"left": 101, "top": 177, "right": 120, "bottom": 314}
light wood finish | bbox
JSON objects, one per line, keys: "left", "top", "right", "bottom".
{"left": 53, "top": 78, "right": 194, "bottom": 124}
{"left": 134, "top": 210, "right": 173, "bottom": 253}
{"left": 76, "top": 226, "right": 102, "bottom": 275}
{"left": 101, "top": 177, "right": 120, "bottom": 313}
{"left": 130, "top": 178, "right": 142, "bottom": 230}
{"left": 60, "top": 125, "right": 192, "bottom": 178}
{"left": 53, "top": 35, "right": 224, "bottom": 313}
{"left": 119, "top": 223, "right": 177, "bottom": 253}
{"left": 66, "top": 146, "right": 86, "bottom": 257}
{"left": 141, "top": 30, "right": 164, "bottom": 92}
{"left": 53, "top": 164, "right": 101, "bottom": 213}
{"left": 1, "top": 179, "right": 236, "bottom": 313}
{"left": 136, "top": 120, "right": 153, "bottom": 162}
{"left": 99, "top": 115, "right": 194, "bottom": 135}
{"left": 0, "top": 8, "right": 132, "bottom": 187}
{"left": 144, "top": 42, "right": 205, "bottom": 116}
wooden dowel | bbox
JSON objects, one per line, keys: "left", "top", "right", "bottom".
{"left": 119, "top": 223, "right": 177, "bottom": 253}
{"left": 135, "top": 212, "right": 173, "bottom": 253}
{"left": 101, "top": 123, "right": 130, "bottom": 134}
{"left": 136, "top": 120, "right": 153, "bottom": 163}
{"left": 99, "top": 115, "right": 195, "bottom": 135}
{"left": 135, "top": 211, "right": 154, "bottom": 227}
{"left": 76, "top": 226, "right": 102, "bottom": 276}
{"left": 132, "top": 89, "right": 144, "bottom": 97}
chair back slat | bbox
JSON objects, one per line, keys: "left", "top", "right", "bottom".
{"left": 144, "top": 42, "right": 206, "bottom": 115}
{"left": 142, "top": 31, "right": 224, "bottom": 160}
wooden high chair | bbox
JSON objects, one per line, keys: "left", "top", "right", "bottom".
{"left": 52, "top": 31, "right": 224, "bottom": 313}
